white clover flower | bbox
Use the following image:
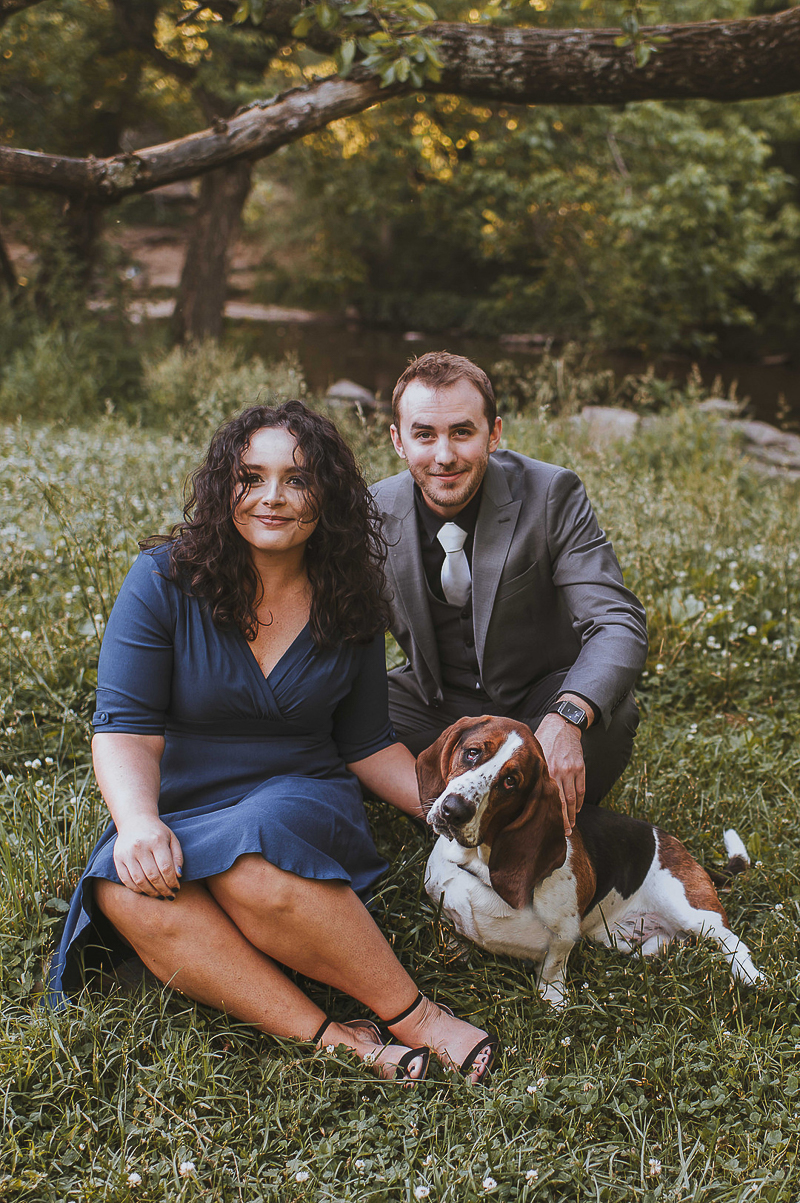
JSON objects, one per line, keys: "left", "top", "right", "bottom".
{"left": 655, "top": 663, "right": 665, "bottom": 673}
{"left": 755, "top": 861, "right": 763, "bottom": 869}
{"left": 325, "top": 1044, "right": 335, "bottom": 1054}
{"left": 648, "top": 1159, "right": 662, "bottom": 1177}
{"left": 560, "top": 1036, "right": 571, "bottom": 1046}
{"left": 127, "top": 1171, "right": 143, "bottom": 1187}
{"left": 31, "top": 758, "right": 41, "bottom": 768}
{"left": 525, "top": 1169, "right": 539, "bottom": 1182}
{"left": 414, "top": 1186, "right": 430, "bottom": 1199}
{"left": 482, "top": 1176, "right": 498, "bottom": 1192}
{"left": 423, "top": 1156, "right": 433, "bottom": 1167}
{"left": 295, "top": 1170, "right": 310, "bottom": 1182}
{"left": 178, "top": 1161, "right": 196, "bottom": 1178}
{"left": 747, "top": 626, "right": 757, "bottom": 636}
{"left": 35, "top": 778, "right": 44, "bottom": 787}
{"left": 526, "top": 1084, "right": 537, "bottom": 1095}
{"left": 354, "top": 1160, "right": 365, "bottom": 1171}
{"left": 537, "top": 1076, "right": 547, "bottom": 1087}
{"left": 4, "top": 774, "right": 14, "bottom": 783}
{"left": 774, "top": 903, "right": 784, "bottom": 912}
{"left": 44, "top": 756, "right": 53, "bottom": 765}
{"left": 20, "top": 630, "right": 31, "bottom": 640}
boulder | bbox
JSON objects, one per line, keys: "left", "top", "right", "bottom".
{"left": 571, "top": 406, "right": 640, "bottom": 448}
{"left": 325, "top": 379, "right": 378, "bottom": 411}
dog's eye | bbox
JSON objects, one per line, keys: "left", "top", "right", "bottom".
{"left": 464, "top": 747, "right": 481, "bottom": 764}
{"left": 502, "top": 774, "right": 517, "bottom": 789}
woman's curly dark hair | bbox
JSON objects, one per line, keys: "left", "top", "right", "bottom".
{"left": 142, "top": 402, "right": 391, "bottom": 647}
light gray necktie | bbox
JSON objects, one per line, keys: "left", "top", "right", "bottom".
{"left": 437, "top": 522, "right": 471, "bottom": 607}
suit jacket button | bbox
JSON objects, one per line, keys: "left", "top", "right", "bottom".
{"left": 431, "top": 698, "right": 442, "bottom": 709}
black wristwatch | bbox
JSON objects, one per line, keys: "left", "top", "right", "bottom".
{"left": 548, "top": 698, "right": 589, "bottom": 731}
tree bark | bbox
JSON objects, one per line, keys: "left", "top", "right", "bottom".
{"left": 0, "top": 214, "right": 18, "bottom": 298}
{"left": 170, "top": 158, "right": 253, "bottom": 343}
{"left": 2, "top": 7, "right": 799, "bottom": 201}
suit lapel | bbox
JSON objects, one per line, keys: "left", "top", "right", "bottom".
{"left": 383, "top": 474, "right": 441, "bottom": 688}
{"left": 473, "top": 456, "right": 522, "bottom": 673}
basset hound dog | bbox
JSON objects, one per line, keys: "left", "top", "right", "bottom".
{"left": 419, "top": 716, "right": 763, "bottom": 1008}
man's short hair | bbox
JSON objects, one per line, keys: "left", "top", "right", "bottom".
{"left": 392, "top": 351, "right": 497, "bottom": 427}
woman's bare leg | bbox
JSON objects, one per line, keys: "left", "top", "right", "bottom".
{"left": 206, "top": 855, "right": 494, "bottom": 1081}
{"left": 93, "top": 877, "right": 425, "bottom": 1081}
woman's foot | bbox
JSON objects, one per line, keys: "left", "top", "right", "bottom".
{"left": 314, "top": 1018, "right": 428, "bottom": 1084}
{"left": 383, "top": 994, "right": 497, "bottom": 1085}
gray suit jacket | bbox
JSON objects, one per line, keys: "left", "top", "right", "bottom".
{"left": 371, "top": 450, "right": 647, "bottom": 729}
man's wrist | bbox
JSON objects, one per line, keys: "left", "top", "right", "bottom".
{"left": 547, "top": 694, "right": 595, "bottom": 731}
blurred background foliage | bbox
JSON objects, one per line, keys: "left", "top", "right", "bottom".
{"left": 0, "top": 0, "right": 799, "bottom": 382}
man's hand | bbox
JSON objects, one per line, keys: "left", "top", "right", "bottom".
{"left": 533, "top": 714, "right": 586, "bottom": 836}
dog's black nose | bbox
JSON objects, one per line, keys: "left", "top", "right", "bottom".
{"left": 440, "top": 793, "right": 472, "bottom": 825}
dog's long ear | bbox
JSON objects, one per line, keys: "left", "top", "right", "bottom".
{"left": 415, "top": 717, "right": 477, "bottom": 813}
{"left": 488, "top": 767, "right": 567, "bottom": 910}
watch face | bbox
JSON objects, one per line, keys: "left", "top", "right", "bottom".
{"left": 558, "top": 701, "right": 586, "bottom": 726}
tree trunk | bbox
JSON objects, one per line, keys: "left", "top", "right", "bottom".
{"left": 0, "top": 214, "right": 19, "bottom": 299}
{"left": 170, "top": 158, "right": 252, "bottom": 344}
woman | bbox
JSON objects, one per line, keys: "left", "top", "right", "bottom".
{"left": 50, "top": 401, "right": 495, "bottom": 1084}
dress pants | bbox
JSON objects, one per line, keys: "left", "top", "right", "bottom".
{"left": 388, "top": 667, "right": 639, "bottom": 807}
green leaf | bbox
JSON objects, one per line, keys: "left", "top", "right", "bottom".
{"left": 248, "top": 0, "right": 266, "bottom": 23}
{"left": 292, "top": 12, "right": 313, "bottom": 36}
{"left": 232, "top": 0, "right": 251, "bottom": 22}
{"left": 380, "top": 62, "right": 397, "bottom": 85}
{"left": 316, "top": 2, "right": 338, "bottom": 30}
{"left": 338, "top": 38, "right": 356, "bottom": 75}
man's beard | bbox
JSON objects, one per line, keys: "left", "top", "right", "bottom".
{"left": 413, "top": 451, "right": 489, "bottom": 511}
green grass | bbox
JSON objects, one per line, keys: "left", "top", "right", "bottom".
{"left": 1, "top": 391, "right": 799, "bottom": 1201}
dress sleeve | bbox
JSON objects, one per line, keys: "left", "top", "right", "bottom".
{"left": 92, "top": 550, "right": 175, "bottom": 735}
{"left": 331, "top": 632, "right": 397, "bottom": 763}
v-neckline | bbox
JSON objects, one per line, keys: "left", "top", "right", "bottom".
{"left": 240, "top": 620, "right": 311, "bottom": 680}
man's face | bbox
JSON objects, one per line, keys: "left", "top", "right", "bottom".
{"left": 390, "top": 379, "right": 502, "bottom": 517}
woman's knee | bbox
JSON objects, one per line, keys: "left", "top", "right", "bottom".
{"left": 208, "top": 855, "right": 341, "bottom": 920}
{"left": 94, "top": 877, "right": 198, "bottom": 944}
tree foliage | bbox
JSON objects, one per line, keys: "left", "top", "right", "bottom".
{"left": 1, "top": 0, "right": 799, "bottom": 352}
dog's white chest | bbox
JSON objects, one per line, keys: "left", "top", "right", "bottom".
{"left": 425, "top": 836, "right": 577, "bottom": 961}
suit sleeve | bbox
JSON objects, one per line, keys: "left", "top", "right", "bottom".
{"left": 546, "top": 471, "right": 647, "bottom": 728}
{"left": 92, "top": 551, "right": 175, "bottom": 735}
{"left": 332, "top": 633, "right": 397, "bottom": 763}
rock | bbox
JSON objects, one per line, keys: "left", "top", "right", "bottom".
{"left": 325, "top": 379, "right": 378, "bottom": 411}
{"left": 730, "top": 419, "right": 800, "bottom": 454}
{"left": 696, "top": 398, "right": 742, "bottom": 417}
{"left": 571, "top": 406, "right": 640, "bottom": 447}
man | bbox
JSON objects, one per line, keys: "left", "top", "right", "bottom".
{"left": 371, "top": 351, "right": 647, "bottom": 833}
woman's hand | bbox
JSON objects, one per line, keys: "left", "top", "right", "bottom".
{"left": 113, "top": 816, "right": 183, "bottom": 898}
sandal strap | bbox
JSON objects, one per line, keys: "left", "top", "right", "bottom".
{"left": 312, "top": 1016, "right": 332, "bottom": 1045}
{"left": 382, "top": 991, "right": 425, "bottom": 1029}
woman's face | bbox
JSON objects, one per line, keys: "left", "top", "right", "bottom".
{"left": 232, "top": 426, "right": 318, "bottom": 561}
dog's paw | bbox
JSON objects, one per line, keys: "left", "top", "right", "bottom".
{"left": 539, "top": 983, "right": 568, "bottom": 1010}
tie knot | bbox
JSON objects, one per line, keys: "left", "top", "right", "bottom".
{"left": 437, "top": 522, "right": 467, "bottom": 554}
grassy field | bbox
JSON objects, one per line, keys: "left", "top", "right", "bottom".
{"left": 1, "top": 378, "right": 799, "bottom": 1202}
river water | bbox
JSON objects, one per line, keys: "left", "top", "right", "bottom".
{"left": 232, "top": 320, "right": 800, "bottom": 425}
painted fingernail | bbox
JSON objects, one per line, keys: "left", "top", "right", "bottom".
{"left": 176, "top": 867, "right": 182, "bottom": 876}
{"left": 167, "top": 895, "right": 175, "bottom": 901}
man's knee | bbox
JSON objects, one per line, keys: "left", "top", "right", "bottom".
{"left": 581, "top": 693, "right": 640, "bottom": 806}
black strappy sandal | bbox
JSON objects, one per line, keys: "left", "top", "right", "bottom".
{"left": 382, "top": 993, "right": 498, "bottom": 1085}
{"left": 312, "top": 1016, "right": 429, "bottom": 1083}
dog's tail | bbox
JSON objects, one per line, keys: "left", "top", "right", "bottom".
{"left": 707, "top": 829, "right": 751, "bottom": 887}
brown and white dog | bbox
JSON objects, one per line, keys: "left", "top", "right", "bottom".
{"left": 419, "top": 716, "right": 762, "bottom": 1007}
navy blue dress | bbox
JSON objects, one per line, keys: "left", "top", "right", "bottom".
{"left": 49, "top": 545, "right": 394, "bottom": 1001}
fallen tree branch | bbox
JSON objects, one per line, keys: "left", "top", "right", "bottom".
{"left": 1, "top": 7, "right": 799, "bottom": 199}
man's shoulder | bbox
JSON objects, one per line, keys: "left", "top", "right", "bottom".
{"left": 371, "top": 468, "right": 412, "bottom": 509}
{"left": 490, "top": 448, "right": 577, "bottom": 494}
